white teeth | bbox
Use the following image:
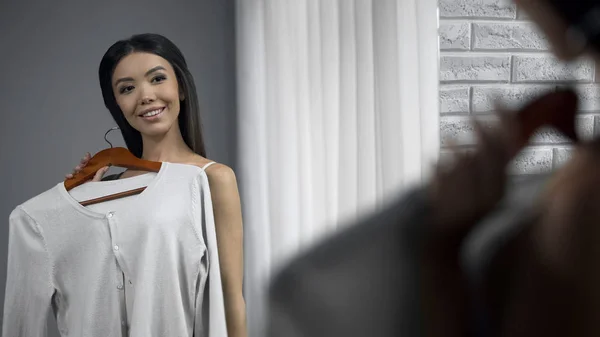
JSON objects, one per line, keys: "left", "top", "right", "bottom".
{"left": 142, "top": 108, "right": 163, "bottom": 117}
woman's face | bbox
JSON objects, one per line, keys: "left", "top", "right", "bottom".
{"left": 112, "top": 52, "right": 183, "bottom": 138}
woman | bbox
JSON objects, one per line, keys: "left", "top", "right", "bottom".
{"left": 66, "top": 33, "right": 246, "bottom": 337}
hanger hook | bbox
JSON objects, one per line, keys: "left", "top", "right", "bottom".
{"left": 104, "top": 126, "right": 120, "bottom": 148}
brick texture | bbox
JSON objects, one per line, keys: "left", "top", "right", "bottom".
{"left": 440, "top": 85, "right": 470, "bottom": 113}
{"left": 471, "top": 85, "right": 554, "bottom": 112}
{"left": 473, "top": 22, "right": 549, "bottom": 51}
{"left": 439, "top": 0, "right": 600, "bottom": 175}
{"left": 513, "top": 56, "right": 594, "bottom": 82}
{"left": 440, "top": 55, "right": 511, "bottom": 82}
{"left": 440, "top": 22, "right": 471, "bottom": 50}
{"left": 439, "top": 0, "right": 516, "bottom": 19}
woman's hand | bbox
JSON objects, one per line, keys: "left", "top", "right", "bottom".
{"left": 64, "top": 152, "right": 109, "bottom": 182}
{"left": 422, "top": 89, "right": 580, "bottom": 337}
{"left": 427, "top": 89, "right": 577, "bottom": 246}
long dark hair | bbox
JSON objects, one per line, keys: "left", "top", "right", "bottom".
{"left": 98, "top": 33, "right": 206, "bottom": 158}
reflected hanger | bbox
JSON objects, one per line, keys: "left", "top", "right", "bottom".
{"left": 64, "top": 126, "right": 162, "bottom": 206}
{"left": 517, "top": 88, "right": 579, "bottom": 146}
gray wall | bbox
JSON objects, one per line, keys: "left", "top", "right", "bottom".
{"left": 438, "top": 0, "right": 600, "bottom": 174}
{"left": 0, "top": 0, "right": 236, "bottom": 334}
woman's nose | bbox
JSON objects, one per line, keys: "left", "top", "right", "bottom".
{"left": 138, "top": 84, "right": 157, "bottom": 104}
{"left": 141, "top": 96, "right": 155, "bottom": 104}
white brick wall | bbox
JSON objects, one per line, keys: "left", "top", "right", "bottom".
{"left": 439, "top": 0, "right": 600, "bottom": 175}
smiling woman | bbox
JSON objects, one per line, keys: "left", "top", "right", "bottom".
{"left": 99, "top": 34, "right": 206, "bottom": 159}
{"left": 95, "top": 34, "right": 247, "bottom": 337}
{"left": 96, "top": 34, "right": 247, "bottom": 336}
{"left": 3, "top": 33, "right": 246, "bottom": 337}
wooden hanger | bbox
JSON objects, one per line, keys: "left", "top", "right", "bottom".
{"left": 64, "top": 127, "right": 162, "bottom": 206}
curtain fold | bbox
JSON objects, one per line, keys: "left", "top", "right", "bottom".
{"left": 235, "top": 0, "right": 440, "bottom": 335}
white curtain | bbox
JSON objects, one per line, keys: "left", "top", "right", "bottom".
{"left": 235, "top": 0, "right": 440, "bottom": 335}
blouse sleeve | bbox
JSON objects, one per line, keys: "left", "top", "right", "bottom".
{"left": 3, "top": 206, "right": 54, "bottom": 337}
{"left": 194, "top": 173, "right": 228, "bottom": 337}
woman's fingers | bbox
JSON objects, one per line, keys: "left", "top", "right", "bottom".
{"left": 92, "top": 166, "right": 109, "bottom": 182}
{"left": 65, "top": 152, "right": 93, "bottom": 180}
{"left": 78, "top": 153, "right": 91, "bottom": 170}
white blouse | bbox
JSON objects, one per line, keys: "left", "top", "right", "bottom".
{"left": 2, "top": 162, "right": 227, "bottom": 337}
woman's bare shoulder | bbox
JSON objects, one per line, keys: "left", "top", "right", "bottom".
{"left": 186, "top": 155, "right": 237, "bottom": 185}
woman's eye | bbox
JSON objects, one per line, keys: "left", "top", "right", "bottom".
{"left": 152, "top": 75, "right": 167, "bottom": 83}
{"left": 119, "top": 85, "right": 134, "bottom": 94}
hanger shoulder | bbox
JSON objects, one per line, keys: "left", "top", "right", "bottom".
{"left": 104, "top": 147, "right": 162, "bottom": 172}
{"left": 64, "top": 147, "right": 162, "bottom": 191}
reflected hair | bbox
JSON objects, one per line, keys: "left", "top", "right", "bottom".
{"left": 98, "top": 33, "right": 206, "bottom": 157}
